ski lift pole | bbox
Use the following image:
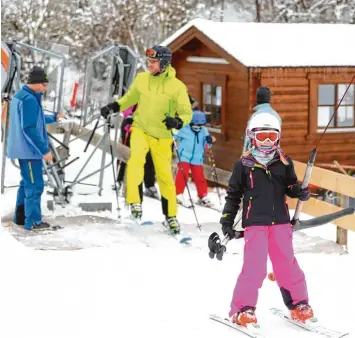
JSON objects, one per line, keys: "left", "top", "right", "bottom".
{"left": 292, "top": 74, "right": 355, "bottom": 225}
{"left": 205, "top": 146, "right": 223, "bottom": 208}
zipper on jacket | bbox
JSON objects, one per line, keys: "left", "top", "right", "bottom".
{"left": 189, "top": 133, "right": 197, "bottom": 163}
{"left": 246, "top": 198, "right": 252, "bottom": 219}
{"left": 265, "top": 164, "right": 275, "bottom": 224}
{"left": 249, "top": 170, "right": 254, "bottom": 189}
{"left": 284, "top": 197, "right": 290, "bottom": 218}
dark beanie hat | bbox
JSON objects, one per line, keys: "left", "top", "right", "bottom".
{"left": 256, "top": 86, "right": 271, "bottom": 104}
{"left": 28, "top": 66, "right": 49, "bottom": 84}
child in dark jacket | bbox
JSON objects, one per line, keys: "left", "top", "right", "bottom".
{"left": 220, "top": 112, "right": 313, "bottom": 327}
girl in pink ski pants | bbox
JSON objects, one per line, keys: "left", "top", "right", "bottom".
{"left": 229, "top": 223, "right": 308, "bottom": 317}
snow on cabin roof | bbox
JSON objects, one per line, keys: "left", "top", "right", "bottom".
{"left": 161, "top": 18, "right": 355, "bottom": 68}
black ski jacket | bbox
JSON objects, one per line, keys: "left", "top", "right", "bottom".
{"left": 221, "top": 153, "right": 300, "bottom": 228}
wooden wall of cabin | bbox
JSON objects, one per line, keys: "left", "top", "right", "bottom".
{"left": 249, "top": 67, "right": 355, "bottom": 167}
{"left": 171, "top": 40, "right": 250, "bottom": 171}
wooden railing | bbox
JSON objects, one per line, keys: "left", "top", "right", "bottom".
{"left": 202, "top": 160, "right": 355, "bottom": 248}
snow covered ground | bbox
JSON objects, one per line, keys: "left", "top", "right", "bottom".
{"left": 1, "top": 137, "right": 354, "bottom": 338}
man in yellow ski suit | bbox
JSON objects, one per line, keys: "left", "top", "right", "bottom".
{"left": 100, "top": 46, "right": 192, "bottom": 233}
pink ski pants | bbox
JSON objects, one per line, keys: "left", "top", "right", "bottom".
{"left": 229, "top": 223, "right": 309, "bottom": 317}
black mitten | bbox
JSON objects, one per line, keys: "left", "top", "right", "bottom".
{"left": 205, "top": 135, "right": 213, "bottom": 144}
{"left": 288, "top": 184, "right": 311, "bottom": 201}
{"left": 162, "top": 116, "right": 183, "bottom": 130}
{"left": 221, "top": 224, "right": 244, "bottom": 240}
{"left": 100, "top": 102, "right": 120, "bottom": 119}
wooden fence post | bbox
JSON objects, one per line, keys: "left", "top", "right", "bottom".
{"left": 336, "top": 194, "right": 348, "bottom": 249}
{"left": 334, "top": 161, "right": 349, "bottom": 249}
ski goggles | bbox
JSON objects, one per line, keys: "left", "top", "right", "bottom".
{"left": 145, "top": 48, "right": 171, "bottom": 58}
{"left": 254, "top": 130, "right": 280, "bottom": 143}
{"left": 145, "top": 48, "right": 158, "bottom": 58}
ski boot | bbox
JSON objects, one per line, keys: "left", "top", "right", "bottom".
{"left": 166, "top": 216, "right": 181, "bottom": 235}
{"left": 231, "top": 307, "right": 257, "bottom": 327}
{"left": 14, "top": 205, "right": 25, "bottom": 226}
{"left": 290, "top": 304, "right": 314, "bottom": 322}
{"left": 31, "top": 222, "right": 51, "bottom": 231}
{"left": 198, "top": 196, "right": 212, "bottom": 207}
{"left": 176, "top": 194, "right": 192, "bottom": 208}
{"left": 144, "top": 186, "right": 159, "bottom": 199}
{"left": 130, "top": 203, "right": 142, "bottom": 220}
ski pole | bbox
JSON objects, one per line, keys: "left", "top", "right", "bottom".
{"left": 106, "top": 111, "right": 121, "bottom": 217}
{"left": 172, "top": 132, "right": 202, "bottom": 231}
{"left": 205, "top": 146, "right": 223, "bottom": 208}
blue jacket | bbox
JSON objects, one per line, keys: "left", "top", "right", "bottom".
{"left": 174, "top": 125, "right": 211, "bottom": 165}
{"left": 7, "top": 85, "right": 57, "bottom": 160}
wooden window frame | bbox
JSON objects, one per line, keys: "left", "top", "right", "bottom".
{"left": 309, "top": 74, "right": 355, "bottom": 136}
{"left": 197, "top": 72, "right": 228, "bottom": 140}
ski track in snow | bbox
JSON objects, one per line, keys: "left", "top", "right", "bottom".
{"left": 1, "top": 139, "right": 354, "bottom": 338}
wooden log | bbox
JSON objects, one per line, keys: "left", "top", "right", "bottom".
{"left": 318, "top": 163, "right": 355, "bottom": 170}
{"left": 293, "top": 161, "right": 355, "bottom": 199}
{"left": 334, "top": 161, "right": 350, "bottom": 248}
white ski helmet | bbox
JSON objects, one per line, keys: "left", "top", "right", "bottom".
{"left": 248, "top": 113, "right": 281, "bottom": 132}
{"left": 246, "top": 113, "right": 281, "bottom": 151}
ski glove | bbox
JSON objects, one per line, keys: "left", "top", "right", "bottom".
{"left": 205, "top": 135, "right": 213, "bottom": 145}
{"left": 288, "top": 184, "right": 311, "bottom": 201}
{"left": 221, "top": 224, "right": 244, "bottom": 240}
{"left": 162, "top": 116, "right": 183, "bottom": 130}
{"left": 101, "top": 101, "right": 120, "bottom": 119}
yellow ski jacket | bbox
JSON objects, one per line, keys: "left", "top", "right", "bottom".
{"left": 117, "top": 65, "right": 192, "bottom": 139}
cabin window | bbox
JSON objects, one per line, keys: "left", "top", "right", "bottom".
{"left": 202, "top": 84, "right": 222, "bottom": 130}
{"left": 317, "top": 84, "right": 355, "bottom": 128}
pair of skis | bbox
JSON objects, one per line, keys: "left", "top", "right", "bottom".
{"left": 210, "top": 308, "right": 349, "bottom": 338}
{"left": 123, "top": 217, "right": 192, "bottom": 245}
{"left": 7, "top": 221, "right": 65, "bottom": 234}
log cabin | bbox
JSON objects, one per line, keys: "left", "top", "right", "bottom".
{"left": 161, "top": 18, "right": 355, "bottom": 171}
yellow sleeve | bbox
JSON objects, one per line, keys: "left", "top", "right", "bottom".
{"left": 175, "top": 84, "right": 192, "bottom": 126}
{"left": 117, "top": 74, "right": 141, "bottom": 111}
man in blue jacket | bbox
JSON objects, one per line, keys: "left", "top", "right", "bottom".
{"left": 7, "top": 66, "right": 62, "bottom": 231}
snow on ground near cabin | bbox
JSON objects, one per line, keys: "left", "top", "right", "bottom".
{"left": 1, "top": 137, "right": 355, "bottom": 338}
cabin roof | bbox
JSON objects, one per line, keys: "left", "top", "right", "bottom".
{"left": 161, "top": 18, "right": 355, "bottom": 68}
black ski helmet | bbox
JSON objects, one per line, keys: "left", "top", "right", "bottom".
{"left": 146, "top": 45, "right": 172, "bottom": 71}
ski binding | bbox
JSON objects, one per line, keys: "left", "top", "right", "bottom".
{"left": 270, "top": 307, "right": 349, "bottom": 338}
{"left": 209, "top": 314, "right": 266, "bottom": 338}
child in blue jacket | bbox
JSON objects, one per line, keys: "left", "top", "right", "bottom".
{"left": 7, "top": 66, "right": 62, "bottom": 231}
{"left": 174, "top": 110, "right": 215, "bottom": 207}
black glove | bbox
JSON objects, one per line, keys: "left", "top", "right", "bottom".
{"left": 288, "top": 184, "right": 311, "bottom": 201}
{"left": 221, "top": 224, "right": 244, "bottom": 240}
{"left": 100, "top": 102, "right": 120, "bottom": 119}
{"left": 162, "top": 116, "right": 183, "bottom": 130}
{"left": 205, "top": 135, "right": 213, "bottom": 144}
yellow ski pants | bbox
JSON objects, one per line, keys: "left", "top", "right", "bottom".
{"left": 126, "top": 127, "right": 177, "bottom": 217}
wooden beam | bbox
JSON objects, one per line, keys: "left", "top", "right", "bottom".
{"left": 293, "top": 160, "right": 355, "bottom": 198}
{"left": 287, "top": 198, "right": 355, "bottom": 232}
